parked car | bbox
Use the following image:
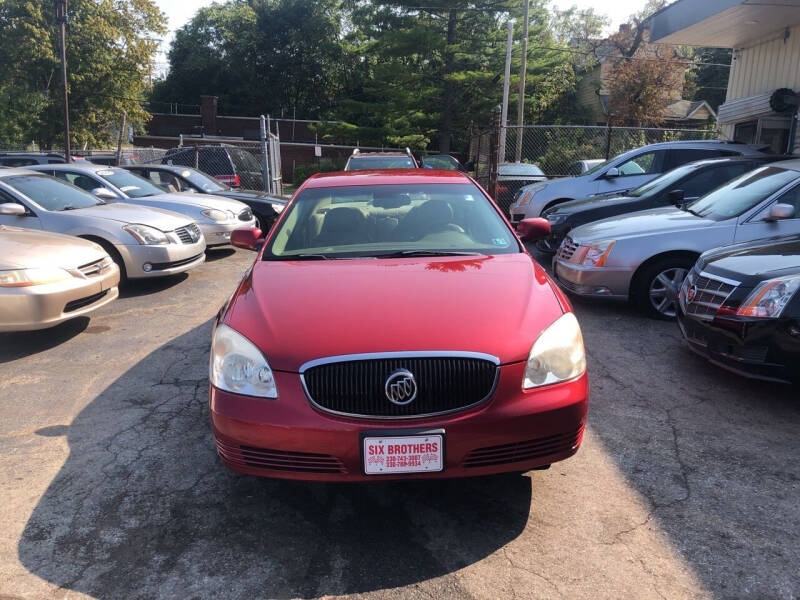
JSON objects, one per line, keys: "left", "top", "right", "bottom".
{"left": 0, "top": 225, "right": 119, "bottom": 331}
{"left": 83, "top": 152, "right": 135, "bottom": 166}
{"left": 28, "top": 163, "right": 256, "bottom": 247}
{"left": 0, "top": 168, "right": 206, "bottom": 279}
{"left": 552, "top": 159, "right": 800, "bottom": 319}
{"left": 163, "top": 145, "right": 264, "bottom": 189}
{"left": 677, "top": 235, "right": 800, "bottom": 384}
{"left": 509, "top": 140, "right": 771, "bottom": 223}
{"left": 344, "top": 148, "right": 418, "bottom": 171}
{"left": 210, "top": 170, "right": 587, "bottom": 481}
{"left": 123, "top": 164, "right": 286, "bottom": 232}
{"left": 566, "top": 159, "right": 605, "bottom": 176}
{"left": 539, "top": 156, "right": 784, "bottom": 253}
{"left": 420, "top": 154, "right": 465, "bottom": 171}
{"left": 0, "top": 152, "right": 70, "bottom": 167}
{"left": 497, "top": 162, "right": 547, "bottom": 214}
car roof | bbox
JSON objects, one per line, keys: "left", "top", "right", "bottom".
{"left": 677, "top": 155, "right": 786, "bottom": 169}
{"left": 29, "top": 163, "right": 111, "bottom": 173}
{"left": 349, "top": 152, "right": 414, "bottom": 158}
{"left": 0, "top": 166, "right": 45, "bottom": 178}
{"left": 770, "top": 158, "right": 800, "bottom": 172}
{"left": 303, "top": 169, "right": 471, "bottom": 188}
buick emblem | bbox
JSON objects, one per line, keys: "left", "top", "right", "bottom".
{"left": 686, "top": 284, "right": 698, "bottom": 303}
{"left": 385, "top": 369, "right": 417, "bottom": 405}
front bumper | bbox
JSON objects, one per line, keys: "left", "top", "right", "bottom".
{"left": 0, "top": 264, "right": 119, "bottom": 332}
{"left": 210, "top": 362, "right": 588, "bottom": 481}
{"left": 677, "top": 309, "right": 800, "bottom": 384}
{"left": 118, "top": 240, "right": 207, "bottom": 278}
{"left": 199, "top": 218, "right": 257, "bottom": 247}
{"left": 552, "top": 258, "right": 631, "bottom": 299}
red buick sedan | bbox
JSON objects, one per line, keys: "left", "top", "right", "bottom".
{"left": 209, "top": 170, "right": 588, "bottom": 481}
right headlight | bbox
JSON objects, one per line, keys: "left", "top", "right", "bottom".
{"left": 524, "top": 313, "right": 586, "bottom": 389}
{"left": 122, "top": 224, "right": 169, "bottom": 245}
{"left": 203, "top": 208, "right": 233, "bottom": 223}
{"left": 0, "top": 267, "right": 72, "bottom": 287}
{"left": 209, "top": 323, "right": 277, "bottom": 398}
{"left": 578, "top": 240, "right": 615, "bottom": 266}
{"left": 736, "top": 275, "right": 800, "bottom": 318}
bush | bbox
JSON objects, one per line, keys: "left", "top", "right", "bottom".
{"left": 292, "top": 157, "right": 345, "bottom": 185}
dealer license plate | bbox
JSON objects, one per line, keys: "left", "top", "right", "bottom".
{"left": 362, "top": 434, "right": 444, "bottom": 475}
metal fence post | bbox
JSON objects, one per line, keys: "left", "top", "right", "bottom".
{"left": 193, "top": 145, "right": 199, "bottom": 170}
{"left": 259, "top": 115, "right": 271, "bottom": 194}
{"left": 488, "top": 106, "right": 502, "bottom": 200}
{"left": 115, "top": 110, "right": 127, "bottom": 166}
{"left": 604, "top": 122, "right": 613, "bottom": 160}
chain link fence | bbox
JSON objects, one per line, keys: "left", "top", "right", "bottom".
{"left": 501, "top": 125, "right": 719, "bottom": 178}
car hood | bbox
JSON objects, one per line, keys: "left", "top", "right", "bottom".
{"left": 170, "top": 192, "right": 250, "bottom": 212}
{"left": 0, "top": 225, "right": 107, "bottom": 269}
{"left": 569, "top": 207, "right": 716, "bottom": 244}
{"left": 59, "top": 203, "right": 192, "bottom": 231}
{"left": 225, "top": 253, "right": 564, "bottom": 371}
{"left": 700, "top": 235, "right": 800, "bottom": 280}
{"left": 548, "top": 194, "right": 643, "bottom": 216}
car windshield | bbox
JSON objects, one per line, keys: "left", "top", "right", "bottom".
{"left": 629, "top": 164, "right": 700, "bottom": 197}
{"left": 422, "top": 155, "right": 459, "bottom": 170}
{"left": 499, "top": 164, "right": 544, "bottom": 176}
{"left": 264, "top": 183, "right": 521, "bottom": 259}
{"left": 583, "top": 157, "right": 615, "bottom": 176}
{"left": 6, "top": 174, "right": 102, "bottom": 211}
{"left": 348, "top": 157, "right": 416, "bottom": 170}
{"left": 99, "top": 168, "right": 166, "bottom": 198}
{"left": 688, "top": 166, "right": 800, "bottom": 221}
{"left": 179, "top": 168, "right": 230, "bottom": 192}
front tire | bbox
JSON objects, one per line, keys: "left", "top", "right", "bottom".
{"left": 633, "top": 257, "right": 694, "bottom": 320}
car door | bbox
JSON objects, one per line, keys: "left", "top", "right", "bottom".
{"left": 594, "top": 150, "right": 666, "bottom": 198}
{"left": 734, "top": 183, "right": 800, "bottom": 242}
{"left": 0, "top": 186, "right": 43, "bottom": 229}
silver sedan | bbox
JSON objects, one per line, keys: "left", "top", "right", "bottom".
{"left": 28, "top": 163, "right": 256, "bottom": 247}
{"left": 0, "top": 168, "right": 206, "bottom": 279}
{"left": 553, "top": 160, "right": 800, "bottom": 319}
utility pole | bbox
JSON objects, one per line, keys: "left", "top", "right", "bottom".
{"left": 54, "top": 0, "right": 71, "bottom": 162}
{"left": 514, "top": 0, "right": 529, "bottom": 163}
{"left": 498, "top": 20, "right": 514, "bottom": 164}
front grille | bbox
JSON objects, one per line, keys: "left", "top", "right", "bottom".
{"left": 216, "top": 439, "right": 346, "bottom": 473}
{"left": 77, "top": 257, "right": 112, "bottom": 277}
{"left": 556, "top": 237, "right": 579, "bottom": 261}
{"left": 463, "top": 427, "right": 583, "bottom": 468}
{"left": 679, "top": 269, "right": 739, "bottom": 320}
{"left": 174, "top": 223, "right": 202, "bottom": 244}
{"left": 150, "top": 253, "right": 204, "bottom": 271}
{"left": 302, "top": 355, "right": 499, "bottom": 418}
{"left": 64, "top": 289, "right": 109, "bottom": 313}
{"left": 238, "top": 208, "right": 253, "bottom": 221}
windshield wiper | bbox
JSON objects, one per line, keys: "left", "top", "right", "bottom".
{"left": 266, "top": 253, "right": 332, "bottom": 261}
{"left": 61, "top": 205, "right": 79, "bottom": 211}
{"left": 375, "top": 250, "right": 484, "bottom": 258}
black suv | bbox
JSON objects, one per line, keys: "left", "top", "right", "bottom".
{"left": 0, "top": 152, "right": 69, "bottom": 167}
{"left": 163, "top": 145, "right": 264, "bottom": 190}
{"left": 677, "top": 235, "right": 800, "bottom": 384}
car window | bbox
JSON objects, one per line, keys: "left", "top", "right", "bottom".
{"left": 264, "top": 183, "right": 520, "bottom": 259}
{"left": 347, "top": 157, "right": 416, "bottom": 170}
{"left": 616, "top": 151, "right": 664, "bottom": 176}
{"left": 422, "top": 156, "right": 459, "bottom": 170}
{"left": 765, "top": 184, "right": 800, "bottom": 219}
{"left": 229, "top": 149, "right": 261, "bottom": 172}
{"left": 663, "top": 149, "right": 734, "bottom": 171}
{"left": 181, "top": 168, "right": 230, "bottom": 192}
{"left": 498, "top": 164, "right": 544, "bottom": 176}
{"left": 53, "top": 171, "right": 101, "bottom": 192}
{"left": 0, "top": 158, "right": 38, "bottom": 167}
{"left": 4, "top": 174, "right": 103, "bottom": 211}
{"left": 678, "top": 165, "right": 745, "bottom": 199}
{"left": 688, "top": 166, "right": 800, "bottom": 221}
{"left": 146, "top": 170, "right": 185, "bottom": 192}
{"left": 99, "top": 169, "right": 166, "bottom": 198}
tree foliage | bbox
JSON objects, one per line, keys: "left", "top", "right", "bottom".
{"left": 0, "top": 0, "right": 166, "bottom": 148}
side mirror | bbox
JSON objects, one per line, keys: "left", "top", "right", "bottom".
{"left": 764, "top": 203, "right": 795, "bottom": 222}
{"left": 92, "top": 188, "right": 117, "bottom": 200}
{"left": 0, "top": 202, "right": 26, "bottom": 216}
{"left": 604, "top": 167, "right": 620, "bottom": 178}
{"left": 231, "top": 227, "right": 264, "bottom": 251}
{"left": 516, "top": 217, "right": 551, "bottom": 242}
{"left": 667, "top": 189, "right": 685, "bottom": 206}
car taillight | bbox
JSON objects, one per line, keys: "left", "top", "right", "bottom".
{"left": 215, "top": 174, "right": 240, "bottom": 187}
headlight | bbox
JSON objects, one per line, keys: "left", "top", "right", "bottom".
{"left": 202, "top": 209, "right": 233, "bottom": 222}
{"left": 0, "top": 267, "right": 72, "bottom": 287}
{"left": 736, "top": 275, "right": 800, "bottom": 318}
{"left": 209, "top": 323, "right": 277, "bottom": 398}
{"left": 518, "top": 186, "right": 544, "bottom": 206}
{"left": 524, "top": 312, "right": 586, "bottom": 388}
{"left": 123, "top": 224, "right": 169, "bottom": 245}
{"left": 578, "top": 241, "right": 615, "bottom": 267}
{"left": 546, "top": 213, "right": 567, "bottom": 224}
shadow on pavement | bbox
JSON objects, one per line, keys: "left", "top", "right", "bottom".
{"left": 0, "top": 317, "right": 89, "bottom": 363}
{"left": 204, "top": 247, "right": 237, "bottom": 262}
{"left": 119, "top": 273, "right": 189, "bottom": 298}
{"left": 19, "top": 322, "right": 531, "bottom": 598}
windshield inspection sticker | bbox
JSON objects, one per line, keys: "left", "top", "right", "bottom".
{"left": 492, "top": 237, "right": 509, "bottom": 247}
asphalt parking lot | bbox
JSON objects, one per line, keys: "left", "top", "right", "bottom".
{"left": 1, "top": 247, "right": 798, "bottom": 600}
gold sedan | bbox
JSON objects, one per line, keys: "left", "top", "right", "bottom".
{"left": 0, "top": 225, "right": 120, "bottom": 332}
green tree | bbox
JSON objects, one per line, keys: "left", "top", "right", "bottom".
{"left": 0, "top": 0, "right": 166, "bottom": 148}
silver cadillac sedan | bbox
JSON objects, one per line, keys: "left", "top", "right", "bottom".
{"left": 553, "top": 159, "right": 800, "bottom": 319}
{"left": 1, "top": 225, "right": 119, "bottom": 331}
{"left": 28, "top": 163, "right": 256, "bottom": 247}
{"left": 0, "top": 168, "right": 206, "bottom": 279}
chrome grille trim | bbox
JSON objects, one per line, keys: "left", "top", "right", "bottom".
{"left": 77, "top": 256, "right": 113, "bottom": 277}
{"left": 679, "top": 269, "right": 740, "bottom": 321}
{"left": 556, "top": 237, "right": 579, "bottom": 261}
{"left": 173, "top": 223, "right": 202, "bottom": 244}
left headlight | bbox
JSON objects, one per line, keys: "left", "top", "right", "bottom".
{"left": 123, "top": 224, "right": 169, "bottom": 245}
{"left": 578, "top": 240, "right": 615, "bottom": 267}
{"left": 736, "top": 275, "right": 800, "bottom": 318}
{"left": 203, "top": 209, "right": 234, "bottom": 223}
{"left": 546, "top": 213, "right": 568, "bottom": 224}
{"left": 0, "top": 267, "right": 72, "bottom": 287}
{"left": 524, "top": 312, "right": 586, "bottom": 389}
{"left": 210, "top": 323, "right": 278, "bottom": 398}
